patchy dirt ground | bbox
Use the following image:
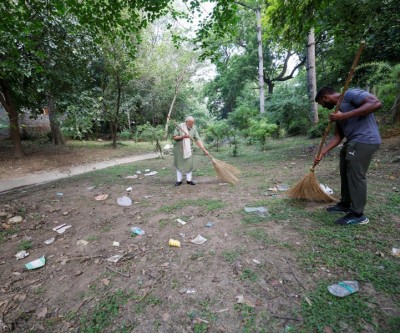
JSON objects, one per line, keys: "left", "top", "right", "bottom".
{"left": 0, "top": 136, "right": 399, "bottom": 332}
{"left": 0, "top": 140, "right": 147, "bottom": 181}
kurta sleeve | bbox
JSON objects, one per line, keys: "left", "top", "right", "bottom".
{"left": 193, "top": 128, "right": 200, "bottom": 141}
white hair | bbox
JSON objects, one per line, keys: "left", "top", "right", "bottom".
{"left": 185, "top": 116, "right": 194, "bottom": 122}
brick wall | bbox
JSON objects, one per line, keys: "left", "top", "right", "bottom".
{"left": 20, "top": 113, "right": 51, "bottom": 138}
{"left": 0, "top": 105, "right": 10, "bottom": 139}
{"left": 0, "top": 107, "right": 51, "bottom": 140}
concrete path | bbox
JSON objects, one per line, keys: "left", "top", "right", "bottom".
{"left": 0, "top": 152, "right": 160, "bottom": 194}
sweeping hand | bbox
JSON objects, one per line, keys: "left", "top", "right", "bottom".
{"left": 314, "top": 154, "right": 323, "bottom": 166}
{"left": 183, "top": 134, "right": 191, "bottom": 139}
{"left": 329, "top": 110, "right": 347, "bottom": 122}
{"left": 203, "top": 149, "right": 209, "bottom": 156}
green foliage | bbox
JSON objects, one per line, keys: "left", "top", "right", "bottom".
{"left": 357, "top": 62, "right": 400, "bottom": 123}
{"left": 62, "top": 92, "right": 101, "bottom": 140}
{"left": 118, "top": 131, "right": 133, "bottom": 140}
{"left": 308, "top": 108, "right": 331, "bottom": 138}
{"left": 205, "top": 119, "right": 232, "bottom": 151}
{"left": 246, "top": 117, "right": 278, "bottom": 150}
{"left": 267, "top": 78, "right": 310, "bottom": 135}
{"left": 135, "top": 123, "right": 164, "bottom": 144}
{"left": 228, "top": 88, "right": 259, "bottom": 131}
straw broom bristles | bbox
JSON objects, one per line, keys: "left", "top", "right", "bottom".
{"left": 210, "top": 156, "right": 241, "bottom": 184}
{"left": 287, "top": 169, "right": 337, "bottom": 202}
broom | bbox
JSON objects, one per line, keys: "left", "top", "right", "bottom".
{"left": 287, "top": 41, "right": 366, "bottom": 202}
{"left": 167, "top": 116, "right": 241, "bottom": 184}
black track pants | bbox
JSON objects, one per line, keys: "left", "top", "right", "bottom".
{"left": 339, "top": 141, "right": 380, "bottom": 215}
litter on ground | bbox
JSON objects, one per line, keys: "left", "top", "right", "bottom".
{"left": 25, "top": 256, "right": 46, "bottom": 270}
{"left": 191, "top": 235, "right": 207, "bottom": 245}
{"left": 106, "top": 254, "right": 124, "bottom": 263}
{"left": 327, "top": 281, "right": 359, "bottom": 297}
{"left": 244, "top": 206, "right": 269, "bottom": 217}
{"left": 117, "top": 196, "right": 132, "bottom": 206}
{"left": 176, "top": 218, "right": 187, "bottom": 225}
{"left": 95, "top": 194, "right": 108, "bottom": 201}
{"left": 15, "top": 250, "right": 29, "bottom": 260}
{"left": 53, "top": 223, "right": 72, "bottom": 234}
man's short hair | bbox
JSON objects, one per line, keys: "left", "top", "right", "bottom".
{"left": 185, "top": 116, "right": 194, "bottom": 122}
{"left": 315, "top": 86, "right": 336, "bottom": 102}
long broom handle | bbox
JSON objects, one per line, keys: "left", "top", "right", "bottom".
{"left": 312, "top": 41, "right": 366, "bottom": 170}
{"left": 167, "top": 116, "right": 212, "bottom": 158}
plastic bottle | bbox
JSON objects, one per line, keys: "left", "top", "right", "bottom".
{"left": 131, "top": 227, "right": 145, "bottom": 236}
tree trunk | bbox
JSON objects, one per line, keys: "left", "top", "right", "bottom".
{"left": 306, "top": 29, "right": 318, "bottom": 124}
{"left": 112, "top": 83, "right": 122, "bottom": 149}
{"left": 266, "top": 81, "right": 274, "bottom": 95}
{"left": 112, "top": 121, "right": 117, "bottom": 148}
{"left": 392, "top": 90, "right": 400, "bottom": 124}
{"left": 164, "top": 93, "right": 178, "bottom": 140}
{"left": 0, "top": 79, "right": 25, "bottom": 158}
{"left": 47, "top": 94, "right": 64, "bottom": 145}
{"left": 256, "top": 8, "right": 265, "bottom": 113}
{"left": 164, "top": 62, "right": 191, "bottom": 139}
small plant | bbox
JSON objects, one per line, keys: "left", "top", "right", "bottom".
{"left": 158, "top": 218, "right": 170, "bottom": 228}
{"left": 234, "top": 304, "right": 257, "bottom": 332}
{"left": 17, "top": 207, "right": 27, "bottom": 217}
{"left": 17, "top": 240, "right": 32, "bottom": 251}
{"left": 80, "top": 289, "right": 135, "bottom": 333}
{"left": 29, "top": 212, "right": 42, "bottom": 221}
{"left": 190, "top": 250, "right": 205, "bottom": 261}
{"left": 222, "top": 248, "right": 243, "bottom": 263}
{"left": 85, "top": 235, "right": 99, "bottom": 241}
{"left": 239, "top": 268, "right": 257, "bottom": 282}
{"left": 33, "top": 287, "right": 45, "bottom": 294}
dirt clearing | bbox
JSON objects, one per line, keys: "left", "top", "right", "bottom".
{"left": 0, "top": 136, "right": 399, "bottom": 332}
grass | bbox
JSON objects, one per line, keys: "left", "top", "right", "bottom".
{"left": 239, "top": 268, "right": 258, "bottom": 282}
{"left": 17, "top": 240, "right": 32, "bottom": 251}
{"left": 160, "top": 198, "right": 225, "bottom": 213}
{"left": 187, "top": 299, "right": 218, "bottom": 333}
{"left": 79, "top": 289, "right": 136, "bottom": 333}
{"left": 234, "top": 304, "right": 269, "bottom": 333}
{"left": 222, "top": 248, "right": 244, "bottom": 263}
{"left": 301, "top": 284, "right": 377, "bottom": 332}
{"left": 223, "top": 137, "right": 400, "bottom": 332}
{"left": 0, "top": 227, "right": 18, "bottom": 244}
{"left": 85, "top": 235, "right": 99, "bottom": 241}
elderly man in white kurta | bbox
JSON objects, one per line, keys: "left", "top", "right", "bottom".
{"left": 173, "top": 116, "right": 208, "bottom": 186}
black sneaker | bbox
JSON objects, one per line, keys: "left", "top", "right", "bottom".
{"left": 335, "top": 213, "right": 369, "bottom": 226}
{"left": 326, "top": 204, "right": 350, "bottom": 213}
{"left": 187, "top": 180, "right": 196, "bottom": 185}
{"left": 175, "top": 181, "right": 182, "bottom": 186}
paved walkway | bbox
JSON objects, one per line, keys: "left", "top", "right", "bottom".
{"left": 0, "top": 152, "right": 160, "bottom": 194}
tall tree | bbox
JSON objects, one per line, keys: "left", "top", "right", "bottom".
{"left": 0, "top": 0, "right": 172, "bottom": 157}
{"left": 306, "top": 29, "right": 318, "bottom": 124}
